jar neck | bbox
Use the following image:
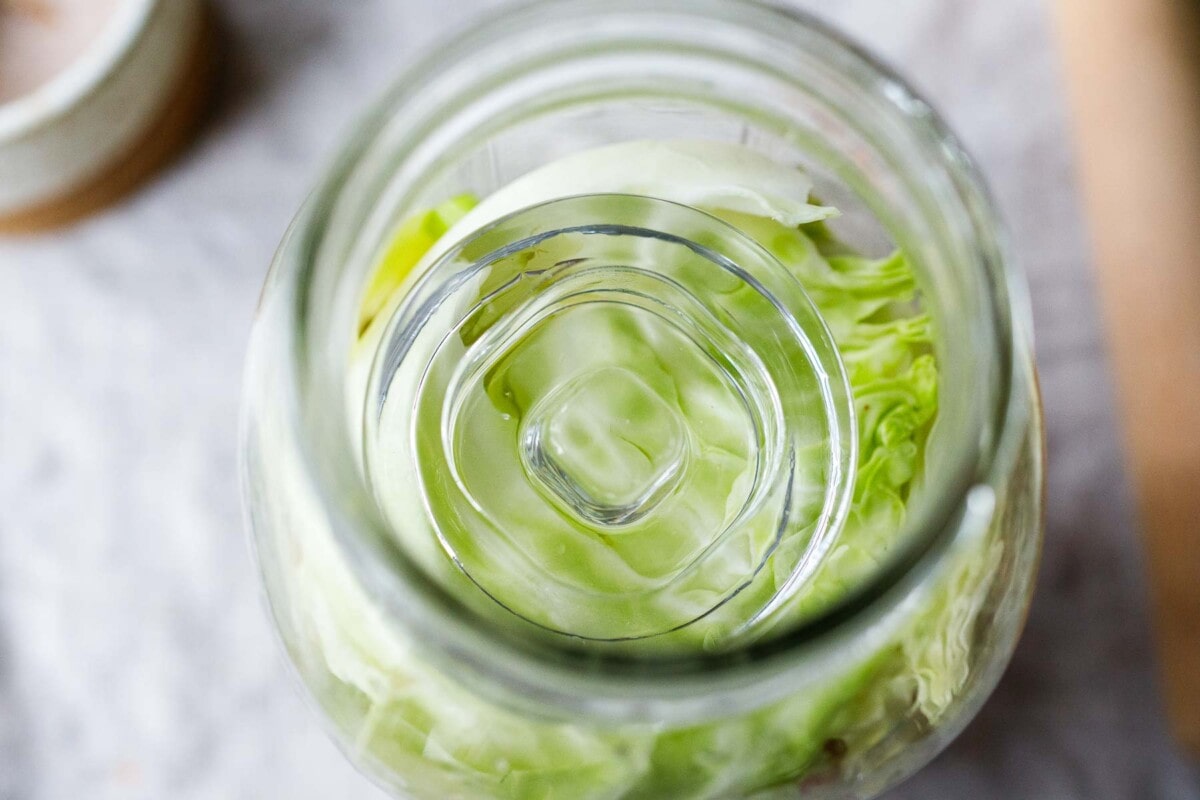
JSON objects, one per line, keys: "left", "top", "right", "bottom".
{"left": 281, "top": 0, "right": 1030, "bottom": 723}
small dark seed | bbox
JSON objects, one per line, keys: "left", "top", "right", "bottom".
{"left": 823, "top": 738, "right": 848, "bottom": 760}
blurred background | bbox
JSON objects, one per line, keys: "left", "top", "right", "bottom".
{"left": 1, "top": 0, "right": 1199, "bottom": 798}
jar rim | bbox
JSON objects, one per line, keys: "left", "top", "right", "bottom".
{"left": 280, "top": 0, "right": 1033, "bottom": 720}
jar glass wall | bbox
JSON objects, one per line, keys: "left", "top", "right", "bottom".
{"left": 240, "top": 2, "right": 1043, "bottom": 797}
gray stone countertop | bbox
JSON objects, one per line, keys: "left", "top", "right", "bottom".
{"left": 1, "top": 1, "right": 1198, "bottom": 798}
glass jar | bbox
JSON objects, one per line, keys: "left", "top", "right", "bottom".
{"left": 240, "top": 1, "right": 1043, "bottom": 798}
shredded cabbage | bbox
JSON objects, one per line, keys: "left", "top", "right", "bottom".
{"left": 285, "top": 141, "right": 1000, "bottom": 798}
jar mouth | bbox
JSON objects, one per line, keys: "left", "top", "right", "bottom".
{"left": 284, "top": 0, "right": 1030, "bottom": 719}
